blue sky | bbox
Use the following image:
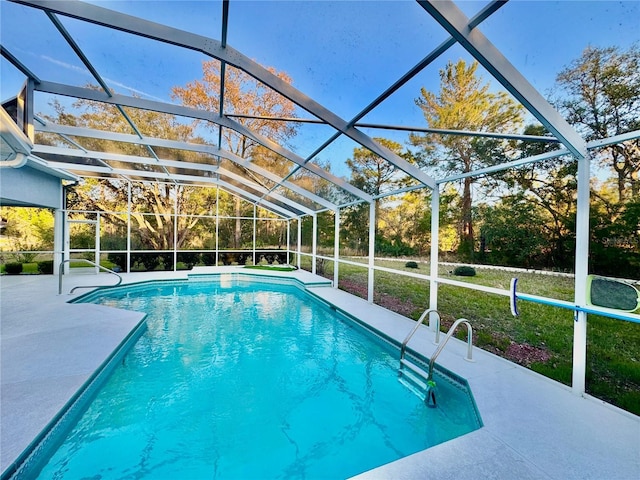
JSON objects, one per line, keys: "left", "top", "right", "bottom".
{"left": 1, "top": 0, "right": 638, "bottom": 176}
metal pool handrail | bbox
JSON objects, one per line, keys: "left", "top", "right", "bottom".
{"left": 58, "top": 259, "right": 123, "bottom": 295}
{"left": 427, "top": 318, "right": 473, "bottom": 382}
{"left": 400, "top": 308, "right": 440, "bottom": 362}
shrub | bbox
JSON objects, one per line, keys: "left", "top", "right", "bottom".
{"left": 236, "top": 253, "right": 248, "bottom": 265}
{"left": 5, "top": 262, "right": 23, "bottom": 275}
{"left": 453, "top": 265, "right": 476, "bottom": 277}
{"left": 107, "top": 253, "right": 126, "bottom": 271}
{"left": 405, "top": 261, "right": 419, "bottom": 269}
{"left": 130, "top": 253, "right": 161, "bottom": 271}
{"left": 220, "top": 253, "right": 234, "bottom": 265}
{"left": 177, "top": 252, "right": 200, "bottom": 269}
{"left": 37, "top": 260, "right": 54, "bottom": 274}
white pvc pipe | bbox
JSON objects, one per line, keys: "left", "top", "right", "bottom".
{"left": 429, "top": 187, "right": 440, "bottom": 331}
{"left": 286, "top": 219, "right": 290, "bottom": 265}
{"left": 368, "top": 201, "right": 376, "bottom": 303}
{"left": 173, "top": 193, "right": 178, "bottom": 272}
{"left": 572, "top": 153, "right": 591, "bottom": 395}
{"left": 312, "top": 214, "right": 317, "bottom": 275}
{"left": 334, "top": 209, "right": 340, "bottom": 288}
{"left": 95, "top": 212, "right": 101, "bottom": 274}
{"left": 126, "top": 180, "right": 131, "bottom": 272}
{"left": 252, "top": 204, "right": 257, "bottom": 265}
{"left": 53, "top": 209, "right": 64, "bottom": 276}
{"left": 297, "top": 217, "right": 302, "bottom": 269}
{"left": 215, "top": 186, "right": 220, "bottom": 266}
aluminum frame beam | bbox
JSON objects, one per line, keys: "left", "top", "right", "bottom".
{"left": 300, "top": 0, "right": 508, "bottom": 163}
{"left": 417, "top": 0, "right": 587, "bottom": 160}
{"left": 34, "top": 80, "right": 372, "bottom": 202}
{"left": 226, "top": 114, "right": 560, "bottom": 143}
{"left": 12, "top": 0, "right": 434, "bottom": 188}
{"left": 0, "top": 46, "right": 41, "bottom": 84}
{"left": 438, "top": 148, "right": 571, "bottom": 184}
{"left": 32, "top": 145, "right": 311, "bottom": 216}
{"left": 219, "top": 168, "right": 316, "bottom": 216}
{"left": 44, "top": 10, "right": 172, "bottom": 179}
{"left": 36, "top": 123, "right": 338, "bottom": 210}
{"left": 44, "top": 161, "right": 299, "bottom": 219}
{"left": 32, "top": 144, "right": 220, "bottom": 176}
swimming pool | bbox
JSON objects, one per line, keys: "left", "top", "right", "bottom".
{"left": 13, "top": 276, "right": 481, "bottom": 479}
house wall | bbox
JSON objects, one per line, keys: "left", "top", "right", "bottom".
{"left": 0, "top": 165, "right": 64, "bottom": 209}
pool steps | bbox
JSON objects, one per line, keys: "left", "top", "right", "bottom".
{"left": 399, "top": 310, "right": 474, "bottom": 407}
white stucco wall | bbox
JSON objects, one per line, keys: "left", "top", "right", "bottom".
{"left": 0, "top": 165, "right": 64, "bottom": 209}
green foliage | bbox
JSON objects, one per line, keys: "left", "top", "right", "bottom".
{"left": 405, "top": 261, "right": 419, "bottom": 269}
{"left": 107, "top": 253, "right": 126, "bottom": 270}
{"left": 410, "top": 60, "right": 524, "bottom": 255}
{"left": 244, "top": 265, "right": 296, "bottom": 272}
{"left": 555, "top": 44, "right": 640, "bottom": 202}
{"left": 4, "top": 262, "right": 23, "bottom": 274}
{"left": 479, "top": 195, "right": 549, "bottom": 268}
{"left": 589, "top": 199, "right": 640, "bottom": 278}
{"left": 130, "top": 253, "right": 162, "bottom": 272}
{"left": 12, "top": 251, "right": 39, "bottom": 263}
{"left": 0, "top": 207, "right": 55, "bottom": 255}
{"left": 375, "top": 238, "right": 415, "bottom": 257}
{"left": 177, "top": 252, "right": 200, "bottom": 269}
{"left": 37, "top": 260, "right": 54, "bottom": 274}
{"left": 456, "top": 237, "right": 474, "bottom": 262}
{"left": 453, "top": 266, "right": 476, "bottom": 277}
{"left": 340, "top": 203, "right": 369, "bottom": 255}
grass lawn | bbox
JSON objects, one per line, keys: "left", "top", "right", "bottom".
{"left": 302, "top": 256, "right": 640, "bottom": 415}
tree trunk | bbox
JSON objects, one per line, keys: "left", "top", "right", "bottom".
{"left": 459, "top": 176, "right": 474, "bottom": 260}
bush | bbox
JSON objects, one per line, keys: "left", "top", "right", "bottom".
{"left": 5, "top": 262, "right": 23, "bottom": 275}
{"left": 405, "top": 261, "right": 419, "bottom": 269}
{"left": 107, "top": 253, "right": 126, "bottom": 271}
{"left": 201, "top": 253, "right": 216, "bottom": 266}
{"left": 177, "top": 252, "right": 200, "bottom": 269}
{"left": 375, "top": 238, "right": 415, "bottom": 257}
{"left": 130, "top": 253, "right": 161, "bottom": 271}
{"left": 37, "top": 260, "right": 54, "bottom": 274}
{"left": 453, "top": 265, "right": 476, "bottom": 277}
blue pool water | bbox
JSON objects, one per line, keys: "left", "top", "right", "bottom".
{"left": 32, "top": 278, "right": 480, "bottom": 479}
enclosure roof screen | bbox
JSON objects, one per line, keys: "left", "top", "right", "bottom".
{"left": 1, "top": 0, "right": 638, "bottom": 217}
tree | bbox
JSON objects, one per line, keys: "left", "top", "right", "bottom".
{"left": 172, "top": 62, "right": 298, "bottom": 247}
{"left": 67, "top": 178, "right": 220, "bottom": 253}
{"left": 49, "top": 58, "right": 299, "bottom": 259}
{"left": 378, "top": 190, "right": 431, "bottom": 256}
{"left": 411, "top": 60, "right": 523, "bottom": 259}
{"left": 555, "top": 44, "right": 640, "bottom": 201}
{"left": 589, "top": 184, "right": 640, "bottom": 278}
{"left": 46, "top": 91, "right": 225, "bottom": 259}
{"left": 495, "top": 124, "right": 578, "bottom": 269}
{"left": 478, "top": 194, "right": 549, "bottom": 268}
{"left": 346, "top": 138, "right": 413, "bottom": 240}
{"left": 0, "top": 207, "right": 54, "bottom": 262}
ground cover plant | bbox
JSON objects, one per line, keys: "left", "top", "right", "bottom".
{"left": 244, "top": 265, "right": 297, "bottom": 272}
{"left": 301, "top": 257, "right": 640, "bottom": 415}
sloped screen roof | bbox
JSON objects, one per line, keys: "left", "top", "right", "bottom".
{"left": 1, "top": 0, "right": 638, "bottom": 218}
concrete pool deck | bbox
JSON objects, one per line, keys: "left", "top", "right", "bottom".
{"left": 1, "top": 268, "right": 638, "bottom": 479}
